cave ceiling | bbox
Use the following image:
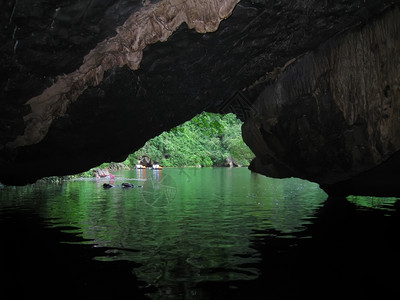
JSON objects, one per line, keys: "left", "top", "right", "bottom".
{"left": 0, "top": 0, "right": 399, "bottom": 196}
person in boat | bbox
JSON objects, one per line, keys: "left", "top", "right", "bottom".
{"left": 135, "top": 160, "right": 146, "bottom": 169}
{"left": 152, "top": 162, "right": 162, "bottom": 169}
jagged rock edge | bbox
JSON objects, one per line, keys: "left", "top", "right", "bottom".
{"left": 243, "top": 5, "right": 400, "bottom": 185}
{"left": 6, "top": 0, "right": 240, "bottom": 149}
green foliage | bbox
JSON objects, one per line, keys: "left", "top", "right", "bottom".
{"left": 44, "top": 113, "right": 253, "bottom": 181}
{"left": 130, "top": 112, "right": 254, "bottom": 167}
{"left": 64, "top": 112, "right": 254, "bottom": 178}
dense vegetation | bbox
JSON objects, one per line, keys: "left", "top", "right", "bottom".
{"left": 43, "top": 112, "right": 254, "bottom": 181}
{"left": 128, "top": 112, "right": 254, "bottom": 167}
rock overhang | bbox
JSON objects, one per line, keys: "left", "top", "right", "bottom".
{"left": 0, "top": 0, "right": 399, "bottom": 196}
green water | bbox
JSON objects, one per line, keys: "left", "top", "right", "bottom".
{"left": 1, "top": 168, "right": 328, "bottom": 297}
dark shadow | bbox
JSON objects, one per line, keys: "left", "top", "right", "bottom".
{"left": 0, "top": 208, "right": 148, "bottom": 300}
{"left": 2, "top": 196, "right": 399, "bottom": 299}
{"left": 198, "top": 196, "right": 400, "bottom": 299}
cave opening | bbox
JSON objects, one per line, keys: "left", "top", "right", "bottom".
{"left": 1, "top": 0, "right": 400, "bottom": 298}
{"left": 74, "top": 111, "right": 255, "bottom": 177}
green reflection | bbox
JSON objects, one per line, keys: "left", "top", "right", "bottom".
{"left": 0, "top": 168, "right": 327, "bottom": 295}
{"left": 347, "top": 195, "right": 399, "bottom": 210}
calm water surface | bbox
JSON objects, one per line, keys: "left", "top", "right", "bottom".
{"left": 1, "top": 168, "right": 399, "bottom": 299}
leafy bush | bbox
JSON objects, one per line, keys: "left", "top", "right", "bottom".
{"left": 130, "top": 112, "right": 254, "bottom": 167}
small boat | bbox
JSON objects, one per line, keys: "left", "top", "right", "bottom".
{"left": 152, "top": 163, "right": 162, "bottom": 170}
{"left": 103, "top": 183, "right": 114, "bottom": 189}
{"left": 135, "top": 165, "right": 146, "bottom": 169}
{"left": 121, "top": 182, "right": 135, "bottom": 188}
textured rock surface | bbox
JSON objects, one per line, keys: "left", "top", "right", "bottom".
{"left": 5, "top": 0, "right": 240, "bottom": 149}
{"left": 0, "top": 0, "right": 399, "bottom": 195}
{"left": 243, "top": 6, "right": 400, "bottom": 196}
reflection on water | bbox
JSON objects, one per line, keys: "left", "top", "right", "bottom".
{"left": 347, "top": 195, "right": 399, "bottom": 211}
{"left": 0, "top": 168, "right": 327, "bottom": 297}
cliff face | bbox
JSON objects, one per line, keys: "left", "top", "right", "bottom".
{"left": 0, "top": 0, "right": 399, "bottom": 196}
{"left": 242, "top": 6, "right": 400, "bottom": 196}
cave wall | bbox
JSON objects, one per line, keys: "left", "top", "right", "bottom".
{"left": 0, "top": 0, "right": 399, "bottom": 194}
{"left": 242, "top": 5, "right": 400, "bottom": 196}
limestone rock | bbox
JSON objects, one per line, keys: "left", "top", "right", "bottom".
{"left": 242, "top": 6, "right": 400, "bottom": 196}
{"left": 0, "top": 0, "right": 399, "bottom": 196}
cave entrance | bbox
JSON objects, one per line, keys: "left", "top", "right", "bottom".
{"left": 40, "top": 112, "right": 254, "bottom": 180}
{"left": 125, "top": 112, "right": 254, "bottom": 169}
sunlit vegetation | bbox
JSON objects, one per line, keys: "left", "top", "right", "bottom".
{"left": 48, "top": 112, "right": 254, "bottom": 180}
{"left": 128, "top": 112, "right": 254, "bottom": 167}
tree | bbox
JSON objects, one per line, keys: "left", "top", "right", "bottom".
{"left": 129, "top": 112, "right": 254, "bottom": 167}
